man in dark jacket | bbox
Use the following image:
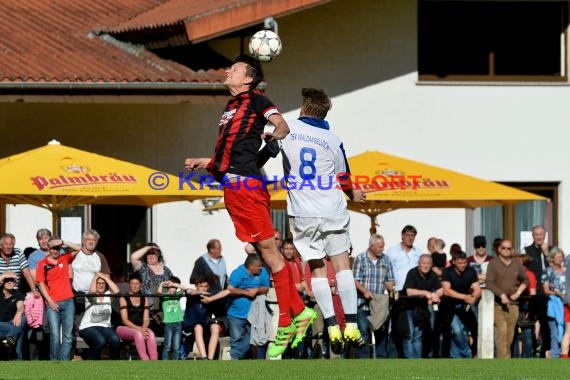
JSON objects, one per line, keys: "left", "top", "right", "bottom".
{"left": 524, "top": 225, "right": 550, "bottom": 356}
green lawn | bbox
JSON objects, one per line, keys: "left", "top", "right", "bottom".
{"left": 0, "top": 359, "right": 567, "bottom": 379}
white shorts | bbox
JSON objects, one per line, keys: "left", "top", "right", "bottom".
{"left": 288, "top": 211, "right": 351, "bottom": 262}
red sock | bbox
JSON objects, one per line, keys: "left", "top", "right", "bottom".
{"left": 286, "top": 264, "right": 306, "bottom": 317}
{"left": 272, "top": 266, "right": 292, "bottom": 326}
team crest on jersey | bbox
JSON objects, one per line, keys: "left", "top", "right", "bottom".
{"left": 219, "top": 109, "right": 237, "bottom": 127}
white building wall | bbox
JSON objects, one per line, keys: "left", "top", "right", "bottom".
{"left": 6, "top": 205, "right": 52, "bottom": 250}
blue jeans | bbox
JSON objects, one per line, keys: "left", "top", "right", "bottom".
{"left": 0, "top": 314, "right": 27, "bottom": 359}
{"left": 403, "top": 307, "right": 434, "bottom": 359}
{"left": 356, "top": 307, "right": 391, "bottom": 358}
{"left": 79, "top": 326, "right": 121, "bottom": 360}
{"left": 46, "top": 298, "right": 75, "bottom": 361}
{"left": 227, "top": 316, "right": 251, "bottom": 360}
{"left": 162, "top": 322, "right": 182, "bottom": 360}
{"left": 403, "top": 309, "right": 423, "bottom": 358}
{"left": 512, "top": 326, "right": 534, "bottom": 358}
{"left": 548, "top": 319, "right": 561, "bottom": 358}
{"left": 450, "top": 315, "right": 472, "bottom": 358}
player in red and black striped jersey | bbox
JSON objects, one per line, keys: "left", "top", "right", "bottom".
{"left": 207, "top": 87, "right": 279, "bottom": 182}
{"left": 185, "top": 55, "right": 315, "bottom": 357}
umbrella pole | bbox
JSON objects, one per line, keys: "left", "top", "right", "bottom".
{"left": 369, "top": 214, "right": 377, "bottom": 235}
{"left": 52, "top": 210, "right": 59, "bottom": 236}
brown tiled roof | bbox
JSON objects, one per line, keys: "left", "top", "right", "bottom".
{"left": 0, "top": 0, "right": 225, "bottom": 84}
{"left": 0, "top": 0, "right": 330, "bottom": 87}
{"left": 107, "top": 0, "right": 331, "bottom": 43}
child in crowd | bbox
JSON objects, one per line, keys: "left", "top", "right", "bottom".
{"left": 24, "top": 288, "right": 47, "bottom": 360}
{"left": 182, "top": 276, "right": 225, "bottom": 360}
{"left": 158, "top": 276, "right": 184, "bottom": 360}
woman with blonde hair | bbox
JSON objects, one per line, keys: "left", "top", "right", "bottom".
{"left": 542, "top": 247, "right": 566, "bottom": 358}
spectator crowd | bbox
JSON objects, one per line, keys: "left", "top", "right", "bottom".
{"left": 0, "top": 224, "right": 567, "bottom": 361}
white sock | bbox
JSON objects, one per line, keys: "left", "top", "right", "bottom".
{"left": 311, "top": 277, "right": 335, "bottom": 320}
{"left": 335, "top": 269, "right": 357, "bottom": 315}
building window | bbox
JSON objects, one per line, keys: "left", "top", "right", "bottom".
{"left": 271, "top": 209, "right": 289, "bottom": 239}
{"left": 418, "top": 1, "right": 568, "bottom": 82}
{"left": 476, "top": 182, "right": 558, "bottom": 252}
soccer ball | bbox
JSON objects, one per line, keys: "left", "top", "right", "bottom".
{"left": 248, "top": 30, "right": 282, "bottom": 62}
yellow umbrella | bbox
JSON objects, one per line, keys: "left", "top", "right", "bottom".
{"left": 0, "top": 140, "right": 222, "bottom": 232}
{"left": 206, "top": 150, "right": 546, "bottom": 234}
{"left": 347, "top": 151, "right": 547, "bottom": 232}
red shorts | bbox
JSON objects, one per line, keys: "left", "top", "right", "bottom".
{"left": 223, "top": 178, "right": 274, "bottom": 243}
{"left": 565, "top": 303, "right": 570, "bottom": 323}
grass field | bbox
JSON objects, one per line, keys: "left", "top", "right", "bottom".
{"left": 0, "top": 359, "right": 567, "bottom": 379}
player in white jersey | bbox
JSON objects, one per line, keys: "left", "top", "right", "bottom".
{"left": 278, "top": 88, "right": 367, "bottom": 353}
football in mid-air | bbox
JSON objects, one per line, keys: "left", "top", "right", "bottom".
{"left": 249, "top": 30, "right": 282, "bottom": 62}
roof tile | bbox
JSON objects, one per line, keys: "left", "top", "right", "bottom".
{"left": 0, "top": 0, "right": 225, "bottom": 84}
{"left": 0, "top": 0, "right": 328, "bottom": 86}
{"left": 108, "top": 0, "right": 331, "bottom": 42}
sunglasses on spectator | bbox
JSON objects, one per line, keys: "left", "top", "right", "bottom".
{"left": 3, "top": 278, "right": 16, "bottom": 283}
{"left": 49, "top": 246, "right": 62, "bottom": 250}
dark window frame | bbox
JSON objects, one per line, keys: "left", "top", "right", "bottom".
{"left": 418, "top": 1, "right": 569, "bottom": 82}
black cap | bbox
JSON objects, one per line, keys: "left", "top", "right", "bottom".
{"left": 473, "top": 235, "right": 487, "bottom": 248}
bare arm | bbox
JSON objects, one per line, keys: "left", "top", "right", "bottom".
{"left": 88, "top": 274, "right": 99, "bottom": 293}
{"left": 200, "top": 289, "right": 229, "bottom": 304}
{"left": 99, "top": 272, "right": 120, "bottom": 294}
{"left": 170, "top": 283, "right": 186, "bottom": 292}
{"left": 184, "top": 157, "right": 211, "bottom": 172}
{"left": 257, "top": 286, "right": 269, "bottom": 295}
{"left": 442, "top": 281, "right": 467, "bottom": 301}
{"left": 38, "top": 282, "right": 57, "bottom": 311}
{"left": 262, "top": 114, "right": 290, "bottom": 142}
{"left": 130, "top": 246, "right": 152, "bottom": 271}
{"left": 443, "top": 281, "right": 479, "bottom": 305}
{"left": 542, "top": 281, "right": 553, "bottom": 295}
{"left": 355, "top": 279, "right": 372, "bottom": 299}
{"left": 405, "top": 288, "right": 432, "bottom": 298}
{"left": 63, "top": 240, "right": 82, "bottom": 252}
{"left": 470, "top": 281, "right": 482, "bottom": 301}
{"left": 228, "top": 285, "right": 263, "bottom": 298}
{"left": 510, "top": 283, "right": 528, "bottom": 301}
{"left": 22, "top": 268, "right": 36, "bottom": 291}
{"left": 158, "top": 281, "right": 166, "bottom": 294}
{"left": 227, "top": 285, "right": 251, "bottom": 297}
{"left": 142, "top": 298, "right": 150, "bottom": 329}
{"left": 510, "top": 266, "right": 529, "bottom": 301}
{"left": 529, "top": 286, "right": 537, "bottom": 296}
{"left": 13, "top": 300, "right": 24, "bottom": 327}
{"left": 407, "top": 287, "right": 443, "bottom": 303}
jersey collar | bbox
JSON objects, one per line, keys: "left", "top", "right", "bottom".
{"left": 299, "top": 116, "right": 330, "bottom": 130}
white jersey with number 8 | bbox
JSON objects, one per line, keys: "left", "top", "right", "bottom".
{"left": 279, "top": 118, "right": 349, "bottom": 217}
